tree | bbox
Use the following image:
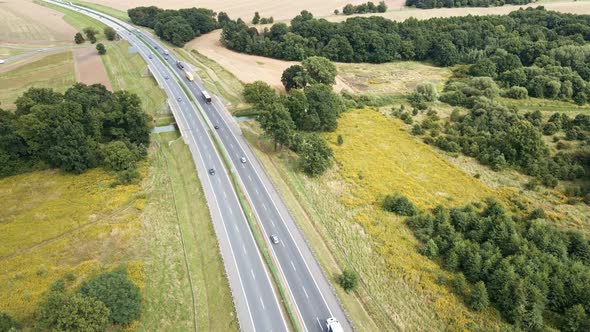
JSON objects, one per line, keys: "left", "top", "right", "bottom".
{"left": 564, "top": 304, "right": 588, "bottom": 332}
{"left": 302, "top": 56, "right": 337, "bottom": 85}
{"left": 0, "top": 312, "right": 20, "bottom": 331}
{"left": 36, "top": 291, "right": 110, "bottom": 332}
{"left": 217, "top": 11, "right": 231, "bottom": 25}
{"left": 243, "top": 81, "right": 276, "bottom": 106}
{"left": 468, "top": 281, "right": 490, "bottom": 311}
{"left": 154, "top": 15, "right": 194, "bottom": 47}
{"left": 377, "top": 1, "right": 388, "bottom": 12}
{"left": 83, "top": 27, "right": 98, "bottom": 43}
{"left": 337, "top": 134, "right": 344, "bottom": 145}
{"left": 79, "top": 267, "right": 142, "bottom": 325}
{"left": 299, "top": 133, "right": 333, "bottom": 176}
{"left": 281, "top": 65, "right": 308, "bottom": 91}
{"left": 304, "top": 84, "right": 343, "bottom": 131}
{"left": 420, "top": 239, "right": 439, "bottom": 258}
{"left": 102, "top": 141, "right": 136, "bottom": 172}
{"left": 338, "top": 268, "right": 359, "bottom": 292}
{"left": 96, "top": 43, "right": 106, "bottom": 55}
{"left": 74, "top": 32, "right": 85, "bottom": 44}
{"left": 104, "top": 27, "right": 116, "bottom": 41}
{"left": 258, "top": 102, "right": 295, "bottom": 151}
{"left": 334, "top": 9, "right": 340, "bottom": 15}
{"left": 382, "top": 194, "right": 417, "bottom": 216}
{"left": 342, "top": 4, "right": 355, "bottom": 15}
{"left": 252, "top": 11, "right": 260, "bottom": 24}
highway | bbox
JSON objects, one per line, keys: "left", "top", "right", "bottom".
{"left": 46, "top": 1, "right": 351, "bottom": 331}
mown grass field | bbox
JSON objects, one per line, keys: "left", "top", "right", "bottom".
{"left": 0, "top": 168, "right": 146, "bottom": 324}
{"left": 241, "top": 109, "right": 513, "bottom": 331}
{"left": 337, "top": 61, "right": 452, "bottom": 95}
{"left": 0, "top": 51, "right": 75, "bottom": 108}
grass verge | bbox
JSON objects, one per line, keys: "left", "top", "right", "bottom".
{"left": 139, "top": 132, "right": 238, "bottom": 331}
{"left": 70, "top": 0, "right": 131, "bottom": 22}
{"left": 0, "top": 51, "right": 75, "bottom": 108}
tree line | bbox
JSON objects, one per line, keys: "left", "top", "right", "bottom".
{"left": 243, "top": 56, "right": 344, "bottom": 176}
{"left": 406, "top": 0, "right": 534, "bottom": 9}
{"left": 390, "top": 197, "right": 590, "bottom": 331}
{"left": 339, "top": 1, "right": 387, "bottom": 15}
{"left": 127, "top": 6, "right": 219, "bottom": 46}
{"left": 0, "top": 84, "right": 150, "bottom": 184}
{"left": 1, "top": 266, "right": 141, "bottom": 331}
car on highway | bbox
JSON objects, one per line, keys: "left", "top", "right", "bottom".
{"left": 214, "top": 125, "right": 219, "bottom": 129}
{"left": 154, "top": 45, "right": 158, "bottom": 49}
{"left": 208, "top": 168, "right": 215, "bottom": 175}
{"left": 177, "top": 97, "right": 182, "bottom": 102}
{"left": 240, "top": 157, "right": 247, "bottom": 163}
{"left": 148, "top": 54, "right": 153, "bottom": 59}
{"left": 164, "top": 75, "right": 169, "bottom": 80}
{"left": 326, "top": 317, "right": 343, "bottom": 332}
{"left": 270, "top": 234, "right": 279, "bottom": 244}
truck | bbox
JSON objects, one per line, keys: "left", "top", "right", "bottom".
{"left": 185, "top": 71, "right": 194, "bottom": 81}
{"left": 176, "top": 61, "right": 184, "bottom": 69}
{"left": 202, "top": 90, "right": 212, "bottom": 103}
{"left": 326, "top": 317, "right": 343, "bottom": 332}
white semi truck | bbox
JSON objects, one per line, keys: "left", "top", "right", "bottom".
{"left": 326, "top": 317, "right": 343, "bottom": 332}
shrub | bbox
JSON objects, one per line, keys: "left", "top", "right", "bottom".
{"left": 36, "top": 291, "right": 110, "bottom": 332}
{"left": 420, "top": 239, "right": 439, "bottom": 258}
{"left": 0, "top": 312, "right": 20, "bottom": 331}
{"left": 96, "top": 43, "right": 106, "bottom": 55}
{"left": 74, "top": 32, "right": 85, "bottom": 44}
{"left": 78, "top": 266, "right": 141, "bottom": 325}
{"left": 382, "top": 194, "right": 417, "bottom": 216}
{"left": 502, "top": 86, "right": 528, "bottom": 99}
{"left": 452, "top": 273, "right": 468, "bottom": 297}
{"left": 337, "top": 134, "right": 344, "bottom": 145}
{"left": 104, "top": 27, "right": 116, "bottom": 41}
{"left": 415, "top": 82, "right": 438, "bottom": 102}
{"left": 338, "top": 268, "right": 359, "bottom": 292}
{"left": 528, "top": 208, "right": 546, "bottom": 220}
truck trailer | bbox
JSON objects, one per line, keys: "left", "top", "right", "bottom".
{"left": 202, "top": 90, "right": 212, "bottom": 103}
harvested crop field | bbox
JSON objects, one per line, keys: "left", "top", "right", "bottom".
{"left": 86, "top": 0, "right": 404, "bottom": 21}
{"left": 73, "top": 47, "right": 112, "bottom": 90}
{"left": 0, "top": 0, "right": 76, "bottom": 45}
{"left": 188, "top": 30, "right": 353, "bottom": 92}
{"left": 337, "top": 61, "right": 452, "bottom": 95}
{"left": 327, "top": 1, "right": 590, "bottom": 22}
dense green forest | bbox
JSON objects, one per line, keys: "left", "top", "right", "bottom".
{"left": 221, "top": 7, "right": 590, "bottom": 104}
{"left": 0, "top": 84, "right": 150, "bottom": 183}
{"left": 402, "top": 199, "right": 590, "bottom": 330}
{"left": 406, "top": 0, "right": 534, "bottom": 9}
{"left": 127, "top": 6, "right": 219, "bottom": 46}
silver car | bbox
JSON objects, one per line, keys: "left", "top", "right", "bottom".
{"left": 270, "top": 234, "right": 279, "bottom": 244}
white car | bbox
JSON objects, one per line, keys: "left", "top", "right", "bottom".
{"left": 270, "top": 234, "right": 279, "bottom": 244}
{"left": 240, "top": 157, "right": 247, "bottom": 163}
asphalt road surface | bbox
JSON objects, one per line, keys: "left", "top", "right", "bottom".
{"left": 45, "top": 1, "right": 351, "bottom": 331}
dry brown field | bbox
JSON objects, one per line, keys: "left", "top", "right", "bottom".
{"left": 73, "top": 47, "right": 113, "bottom": 90}
{"left": 85, "top": 0, "right": 404, "bottom": 21}
{"left": 188, "top": 30, "right": 354, "bottom": 92}
{"left": 0, "top": 0, "right": 76, "bottom": 45}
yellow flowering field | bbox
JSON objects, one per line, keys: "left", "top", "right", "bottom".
{"left": 0, "top": 168, "right": 145, "bottom": 323}
{"left": 325, "top": 109, "right": 494, "bottom": 210}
